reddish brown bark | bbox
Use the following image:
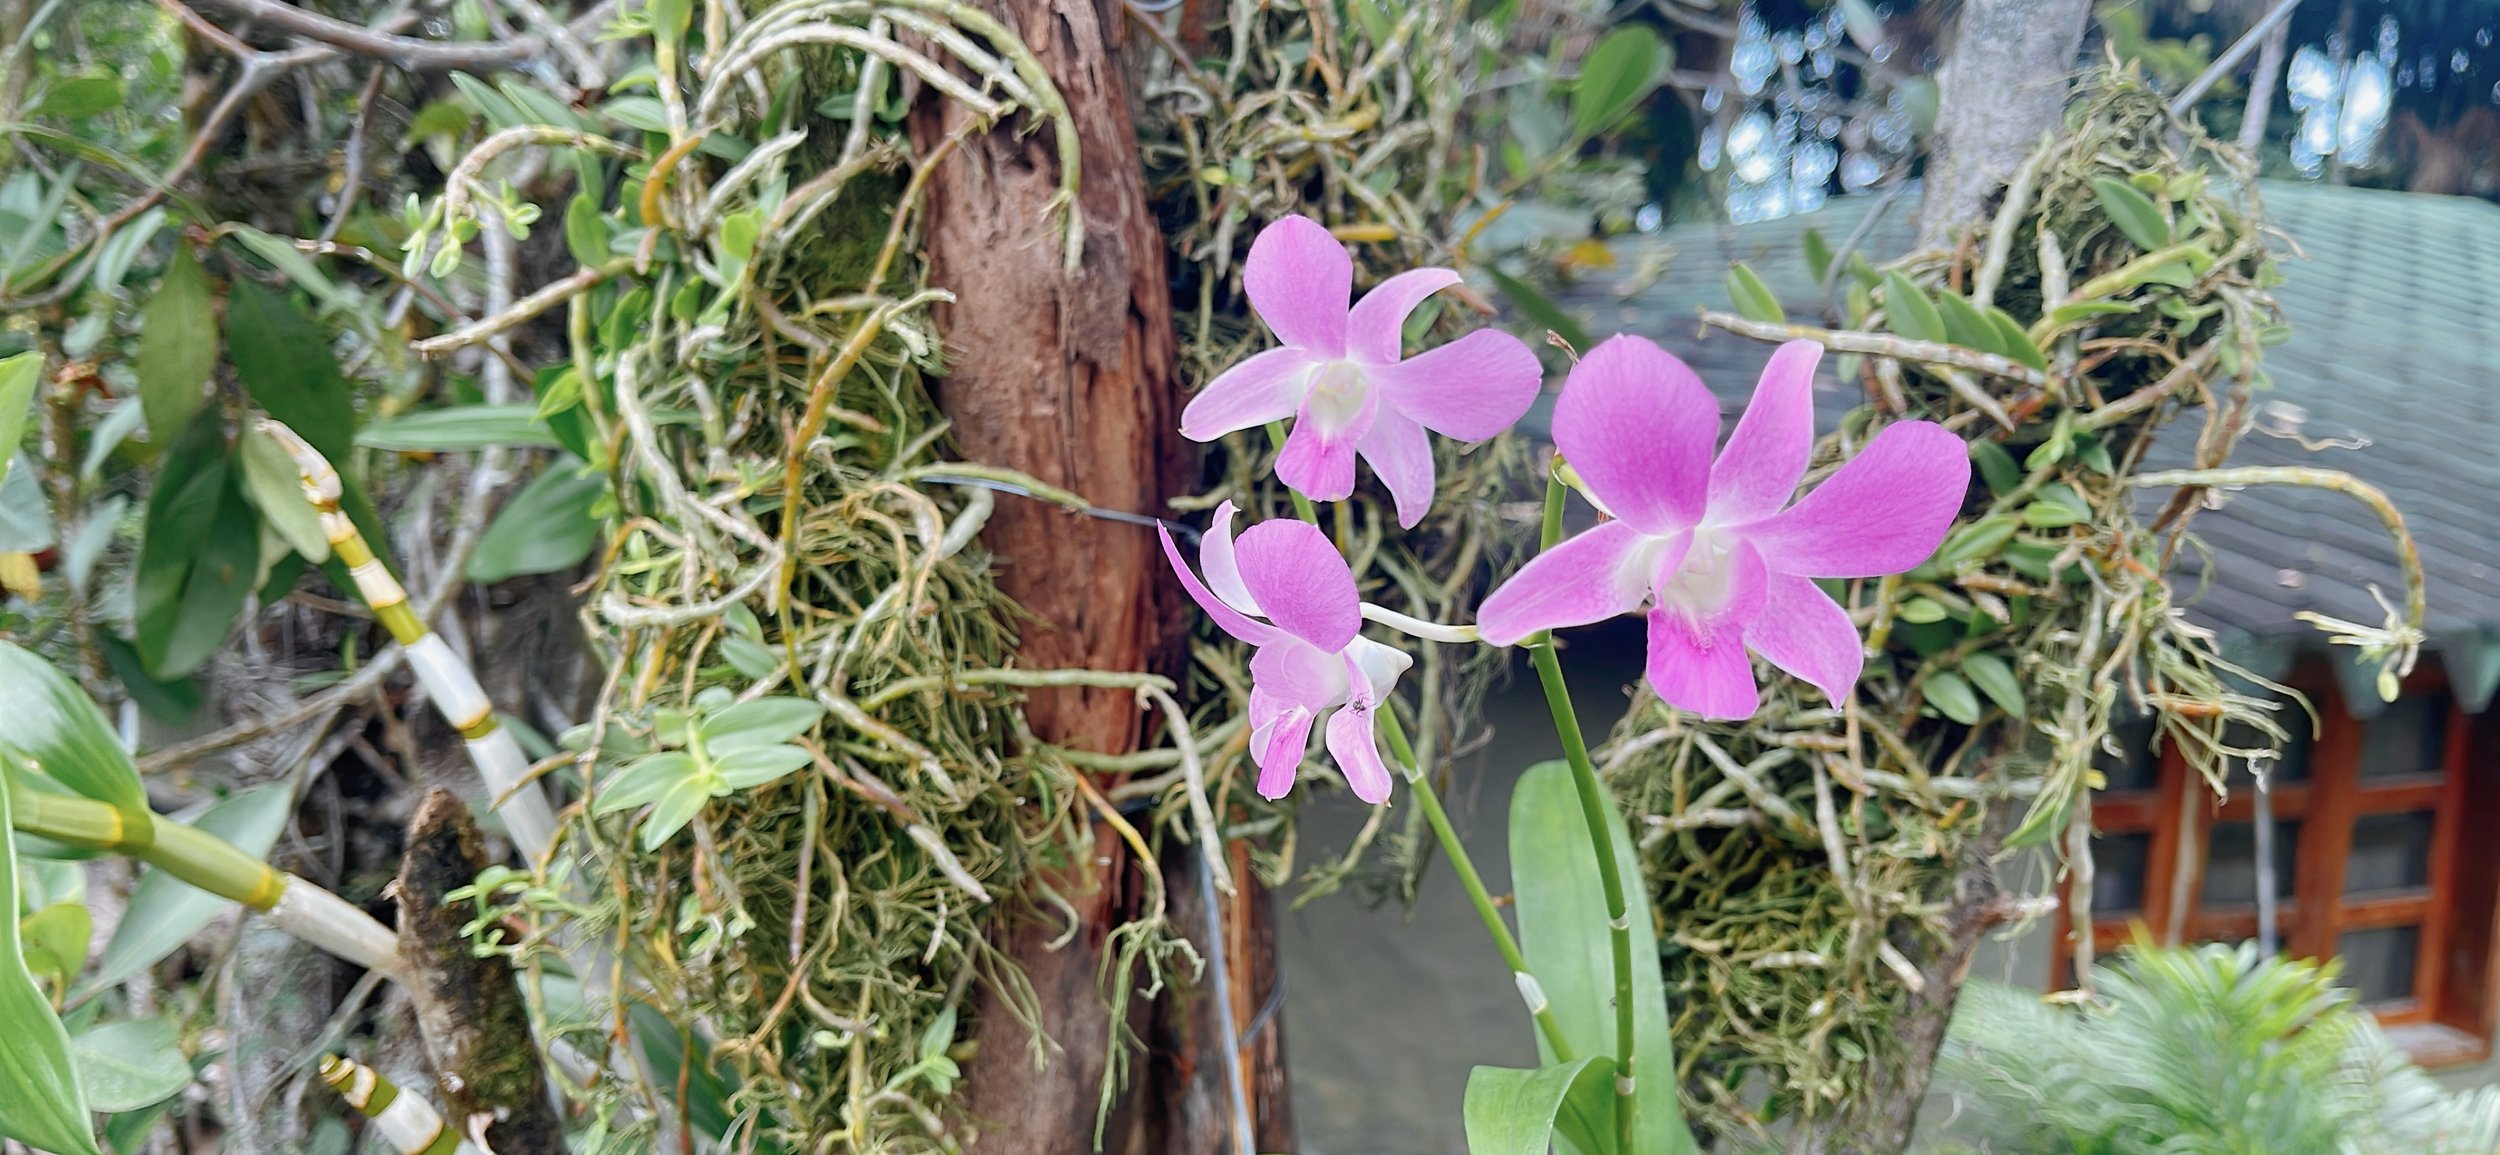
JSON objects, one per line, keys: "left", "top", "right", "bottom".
{"left": 914, "top": 3, "right": 1196, "bottom": 1152}
{"left": 917, "top": 0, "right": 1179, "bottom": 757}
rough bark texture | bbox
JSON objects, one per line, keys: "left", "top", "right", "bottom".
{"left": 913, "top": 2, "right": 1194, "bottom": 1152}
{"left": 1148, "top": 844, "right": 1298, "bottom": 1154}
{"left": 916, "top": 0, "right": 1179, "bottom": 755}
{"left": 1914, "top": 0, "right": 2095, "bottom": 248}
{"left": 396, "top": 788, "right": 565, "bottom": 1155}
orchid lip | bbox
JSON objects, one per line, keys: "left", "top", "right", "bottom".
{"left": 1301, "top": 360, "right": 1372, "bottom": 436}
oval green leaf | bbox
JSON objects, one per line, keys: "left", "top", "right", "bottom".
{"left": 2091, "top": 175, "right": 2170, "bottom": 251}
{"left": 1925, "top": 670, "right": 1983, "bottom": 724}
{"left": 1961, "top": 652, "right": 2025, "bottom": 717}
{"left": 700, "top": 697, "right": 826, "bottom": 751}
{"left": 225, "top": 278, "right": 357, "bottom": 463}
{"left": 1571, "top": 25, "right": 1665, "bottom": 139}
{"left": 1725, "top": 262, "right": 1783, "bottom": 324}
{"left": 1881, "top": 272, "right": 1944, "bottom": 343}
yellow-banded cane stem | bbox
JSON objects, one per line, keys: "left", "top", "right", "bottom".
{"left": 317, "top": 1055, "right": 486, "bottom": 1155}
{"left": 257, "top": 420, "right": 560, "bottom": 865}
{"left": 8, "top": 789, "right": 401, "bottom": 975}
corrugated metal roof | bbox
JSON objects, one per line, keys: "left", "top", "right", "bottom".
{"left": 1551, "top": 182, "right": 2500, "bottom": 711}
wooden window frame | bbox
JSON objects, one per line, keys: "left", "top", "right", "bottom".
{"left": 2053, "top": 659, "right": 2498, "bottom": 1065}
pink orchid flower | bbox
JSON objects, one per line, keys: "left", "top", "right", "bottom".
{"left": 1178, "top": 215, "right": 1544, "bottom": 528}
{"left": 1159, "top": 502, "right": 1414, "bottom": 803}
{"left": 1477, "top": 336, "right": 1971, "bottom": 721}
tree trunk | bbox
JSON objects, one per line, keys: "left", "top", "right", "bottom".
{"left": 1915, "top": 0, "right": 2095, "bottom": 248}
{"left": 1148, "top": 843, "right": 1298, "bottom": 1153}
{"left": 396, "top": 788, "right": 566, "bottom": 1155}
{"left": 912, "top": 3, "right": 1225, "bottom": 1152}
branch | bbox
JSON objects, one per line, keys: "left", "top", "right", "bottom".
{"left": 2131, "top": 466, "right": 2427, "bottom": 691}
{"left": 1697, "top": 310, "right": 2050, "bottom": 388}
{"left": 190, "top": 0, "right": 547, "bottom": 70}
{"left": 2170, "top": 0, "right": 2304, "bottom": 118}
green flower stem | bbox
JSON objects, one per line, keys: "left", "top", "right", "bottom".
{"left": 1379, "top": 708, "right": 1574, "bottom": 1064}
{"left": 1531, "top": 454, "right": 1639, "bottom": 1151}
{"left": 1265, "top": 421, "right": 1321, "bottom": 524}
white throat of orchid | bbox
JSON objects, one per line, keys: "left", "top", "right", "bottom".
{"left": 1652, "top": 525, "right": 1741, "bottom": 621}
{"left": 1301, "top": 359, "right": 1374, "bottom": 438}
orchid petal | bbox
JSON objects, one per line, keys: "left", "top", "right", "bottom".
{"left": 1244, "top": 215, "right": 1351, "bottom": 357}
{"left": 1250, "top": 702, "right": 1316, "bottom": 800}
{"left": 1744, "top": 572, "right": 1864, "bottom": 705}
{"left": 1325, "top": 706, "right": 1395, "bottom": 804}
{"left": 1179, "top": 347, "right": 1314, "bottom": 441}
{"left": 1200, "top": 501, "right": 1262, "bottom": 617}
{"left": 1644, "top": 541, "right": 1768, "bottom": 720}
{"left": 1274, "top": 397, "right": 1368, "bottom": 501}
{"left": 1234, "top": 520, "right": 1361, "bottom": 650}
{"left": 1741, "top": 421, "right": 1972, "bottom": 577}
{"left": 1344, "top": 636, "right": 1415, "bottom": 704}
{"left": 1250, "top": 638, "right": 1351, "bottom": 711}
{"left": 1368, "top": 328, "right": 1545, "bottom": 441}
{"left": 1345, "top": 268, "right": 1461, "bottom": 365}
{"left": 1552, "top": 335, "right": 1718, "bottom": 534}
{"left": 1474, "top": 521, "right": 1674, "bottom": 646}
{"left": 1708, "top": 340, "right": 1823, "bottom": 524}
{"left": 1357, "top": 408, "right": 1436, "bottom": 528}
{"left": 1159, "top": 522, "right": 1275, "bottom": 646}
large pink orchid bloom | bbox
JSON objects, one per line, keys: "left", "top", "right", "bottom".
{"left": 1159, "top": 502, "right": 1414, "bottom": 803}
{"left": 1477, "top": 336, "right": 1971, "bottom": 721}
{"left": 1178, "top": 215, "right": 1543, "bottom": 528}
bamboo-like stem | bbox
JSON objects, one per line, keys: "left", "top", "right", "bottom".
{"left": 318, "top": 1055, "right": 488, "bottom": 1155}
{"left": 1379, "top": 709, "right": 1575, "bottom": 1063}
{"left": 257, "top": 420, "right": 562, "bottom": 867}
{"left": 10, "top": 789, "right": 401, "bottom": 975}
{"left": 1528, "top": 461, "right": 1640, "bottom": 1150}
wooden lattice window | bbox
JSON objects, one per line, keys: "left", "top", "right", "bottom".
{"left": 2057, "top": 659, "right": 2500, "bottom": 1066}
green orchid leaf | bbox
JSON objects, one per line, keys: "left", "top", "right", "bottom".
{"left": 1463, "top": 1057, "right": 1610, "bottom": 1155}
{"left": 355, "top": 405, "right": 559, "bottom": 453}
{"left": 1935, "top": 290, "right": 2000, "bottom": 353}
{"left": 0, "top": 643, "right": 148, "bottom": 829}
{"left": 467, "top": 459, "right": 601, "bottom": 583}
{"left": 1724, "top": 262, "right": 1783, "bottom": 324}
{"left": 1881, "top": 272, "right": 1945, "bottom": 343}
{"left": 1925, "top": 670, "right": 1983, "bottom": 724}
{"left": 225, "top": 279, "right": 356, "bottom": 463}
{"left": 710, "top": 745, "right": 812, "bottom": 792}
{"left": 0, "top": 780, "right": 104, "bottom": 1155}
{"left": 593, "top": 751, "right": 698, "bottom": 816}
{"left": 639, "top": 775, "right": 710, "bottom": 851}
{"left": 0, "top": 352, "right": 41, "bottom": 466}
{"left": 1570, "top": 25, "right": 1664, "bottom": 139}
{"left": 2091, "top": 175, "right": 2170, "bottom": 251}
{"left": 1961, "top": 652, "right": 2026, "bottom": 717}
{"left": 70, "top": 1018, "right": 192, "bottom": 1113}
{"left": 235, "top": 425, "right": 329, "bottom": 563}
{"left": 699, "top": 698, "right": 825, "bottom": 751}
{"left": 1510, "top": 760, "right": 1696, "bottom": 1155}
